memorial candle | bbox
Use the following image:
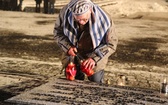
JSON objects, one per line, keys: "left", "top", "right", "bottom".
{"left": 161, "top": 78, "right": 168, "bottom": 94}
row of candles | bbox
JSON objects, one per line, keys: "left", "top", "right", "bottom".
{"left": 108, "top": 75, "right": 168, "bottom": 95}
{"left": 116, "top": 75, "right": 168, "bottom": 95}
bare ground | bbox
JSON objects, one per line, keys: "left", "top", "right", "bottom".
{"left": 0, "top": 0, "right": 168, "bottom": 103}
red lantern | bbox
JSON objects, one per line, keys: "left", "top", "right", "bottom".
{"left": 80, "top": 61, "right": 94, "bottom": 76}
{"left": 66, "top": 62, "right": 77, "bottom": 81}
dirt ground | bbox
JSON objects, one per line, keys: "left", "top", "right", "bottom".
{"left": 0, "top": 0, "right": 168, "bottom": 104}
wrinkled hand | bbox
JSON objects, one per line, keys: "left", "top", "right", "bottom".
{"left": 67, "top": 47, "right": 77, "bottom": 56}
{"left": 82, "top": 58, "right": 95, "bottom": 70}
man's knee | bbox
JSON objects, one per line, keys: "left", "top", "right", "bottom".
{"left": 88, "top": 70, "right": 104, "bottom": 83}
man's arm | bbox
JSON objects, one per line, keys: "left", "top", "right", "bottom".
{"left": 53, "top": 5, "right": 72, "bottom": 53}
{"left": 87, "top": 20, "right": 118, "bottom": 64}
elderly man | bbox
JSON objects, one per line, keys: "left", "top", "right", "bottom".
{"left": 54, "top": 0, "right": 118, "bottom": 83}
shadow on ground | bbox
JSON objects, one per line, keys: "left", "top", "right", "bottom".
{"left": 23, "top": 6, "right": 62, "bottom": 14}
{"left": 0, "top": 70, "right": 47, "bottom": 103}
{"left": 0, "top": 29, "right": 168, "bottom": 66}
{"left": 111, "top": 37, "right": 168, "bottom": 66}
{"left": 0, "top": 29, "right": 62, "bottom": 61}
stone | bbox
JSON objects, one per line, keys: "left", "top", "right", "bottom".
{"left": 5, "top": 78, "right": 168, "bottom": 105}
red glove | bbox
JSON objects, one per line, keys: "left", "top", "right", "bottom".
{"left": 66, "top": 62, "right": 77, "bottom": 81}
{"left": 67, "top": 47, "right": 77, "bottom": 56}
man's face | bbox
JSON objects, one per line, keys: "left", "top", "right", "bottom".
{"left": 73, "top": 9, "right": 91, "bottom": 26}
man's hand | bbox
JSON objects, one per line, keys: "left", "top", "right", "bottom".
{"left": 67, "top": 47, "right": 77, "bottom": 56}
{"left": 82, "top": 58, "right": 95, "bottom": 70}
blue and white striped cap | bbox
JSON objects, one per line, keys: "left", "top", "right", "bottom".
{"left": 72, "top": 0, "right": 92, "bottom": 15}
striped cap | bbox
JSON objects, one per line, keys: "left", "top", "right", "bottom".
{"left": 72, "top": 0, "right": 92, "bottom": 15}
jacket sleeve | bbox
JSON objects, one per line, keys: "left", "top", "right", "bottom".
{"left": 87, "top": 19, "right": 118, "bottom": 64}
{"left": 53, "top": 5, "right": 72, "bottom": 53}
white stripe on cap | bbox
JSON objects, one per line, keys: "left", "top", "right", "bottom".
{"left": 72, "top": 0, "right": 92, "bottom": 15}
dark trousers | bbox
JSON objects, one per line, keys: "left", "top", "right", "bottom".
{"left": 48, "top": 2, "right": 55, "bottom": 14}
{"left": 35, "top": 4, "right": 41, "bottom": 12}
